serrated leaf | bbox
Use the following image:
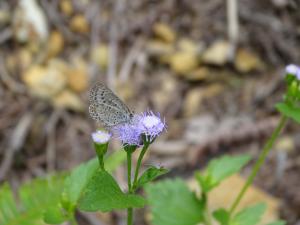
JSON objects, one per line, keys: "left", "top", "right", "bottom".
{"left": 63, "top": 150, "right": 126, "bottom": 207}
{"left": 276, "top": 102, "right": 300, "bottom": 123}
{"left": 230, "top": 203, "right": 266, "bottom": 225}
{"left": 197, "top": 154, "right": 251, "bottom": 192}
{"left": 0, "top": 175, "right": 65, "bottom": 225}
{"left": 213, "top": 208, "right": 230, "bottom": 225}
{"left": 135, "top": 166, "right": 168, "bottom": 189}
{"left": 145, "top": 179, "right": 204, "bottom": 225}
{"left": 265, "top": 220, "right": 286, "bottom": 225}
{"left": 78, "top": 169, "right": 145, "bottom": 212}
{"left": 43, "top": 206, "right": 67, "bottom": 224}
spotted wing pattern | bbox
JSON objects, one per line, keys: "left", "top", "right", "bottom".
{"left": 89, "top": 83, "right": 132, "bottom": 127}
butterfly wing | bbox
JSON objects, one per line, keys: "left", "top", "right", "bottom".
{"left": 89, "top": 83, "right": 132, "bottom": 127}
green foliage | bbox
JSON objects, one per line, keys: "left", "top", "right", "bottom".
{"left": 213, "top": 208, "right": 230, "bottom": 225}
{"left": 135, "top": 166, "right": 168, "bottom": 190}
{"left": 230, "top": 203, "right": 266, "bottom": 225}
{"left": 145, "top": 179, "right": 204, "bottom": 225}
{"left": 0, "top": 175, "right": 65, "bottom": 225}
{"left": 196, "top": 154, "right": 251, "bottom": 192}
{"left": 276, "top": 102, "right": 300, "bottom": 123}
{"left": 44, "top": 150, "right": 127, "bottom": 224}
{"left": 265, "top": 220, "right": 286, "bottom": 225}
{"left": 78, "top": 169, "right": 145, "bottom": 212}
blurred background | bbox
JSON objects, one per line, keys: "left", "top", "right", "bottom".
{"left": 0, "top": 0, "right": 299, "bottom": 224}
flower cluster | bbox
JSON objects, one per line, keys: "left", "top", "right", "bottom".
{"left": 113, "top": 111, "right": 166, "bottom": 146}
{"left": 91, "top": 130, "right": 111, "bottom": 144}
{"left": 285, "top": 64, "right": 300, "bottom": 80}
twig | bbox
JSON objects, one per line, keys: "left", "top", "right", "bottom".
{"left": 45, "top": 110, "right": 62, "bottom": 172}
{"left": 106, "top": 0, "right": 126, "bottom": 90}
{"left": 0, "top": 55, "right": 26, "bottom": 94}
{"left": 0, "top": 113, "right": 33, "bottom": 181}
{"left": 227, "top": 0, "right": 239, "bottom": 60}
{"left": 0, "top": 28, "right": 12, "bottom": 44}
{"left": 119, "top": 40, "right": 142, "bottom": 83}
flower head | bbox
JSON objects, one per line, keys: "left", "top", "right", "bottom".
{"left": 138, "top": 111, "right": 166, "bottom": 142}
{"left": 113, "top": 115, "right": 143, "bottom": 146}
{"left": 91, "top": 130, "right": 111, "bottom": 144}
{"left": 285, "top": 64, "right": 299, "bottom": 76}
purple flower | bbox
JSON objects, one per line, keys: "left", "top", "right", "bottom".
{"left": 113, "top": 115, "right": 143, "bottom": 146}
{"left": 285, "top": 64, "right": 299, "bottom": 77}
{"left": 91, "top": 130, "right": 111, "bottom": 144}
{"left": 138, "top": 111, "right": 166, "bottom": 142}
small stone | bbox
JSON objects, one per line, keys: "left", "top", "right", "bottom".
{"left": 169, "top": 51, "right": 198, "bottom": 74}
{"left": 60, "top": 0, "right": 73, "bottom": 16}
{"left": 90, "top": 44, "right": 109, "bottom": 69}
{"left": 47, "top": 30, "right": 64, "bottom": 58}
{"left": 235, "top": 49, "right": 264, "bottom": 73}
{"left": 202, "top": 41, "right": 230, "bottom": 65}
{"left": 70, "top": 14, "right": 89, "bottom": 33}
{"left": 52, "top": 89, "right": 84, "bottom": 111}
{"left": 153, "top": 22, "right": 176, "bottom": 43}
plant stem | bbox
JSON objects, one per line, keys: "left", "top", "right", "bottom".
{"left": 229, "top": 115, "right": 287, "bottom": 215}
{"left": 202, "top": 192, "right": 212, "bottom": 225}
{"left": 133, "top": 143, "right": 150, "bottom": 190}
{"left": 127, "top": 151, "right": 133, "bottom": 225}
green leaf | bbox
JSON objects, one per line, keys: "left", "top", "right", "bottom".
{"left": 135, "top": 166, "right": 169, "bottom": 189}
{"left": 145, "top": 179, "right": 204, "bottom": 225}
{"left": 213, "top": 208, "right": 230, "bottom": 225}
{"left": 78, "top": 169, "right": 145, "bottom": 212}
{"left": 276, "top": 102, "right": 300, "bottom": 123}
{"left": 197, "top": 154, "right": 251, "bottom": 192}
{"left": 63, "top": 150, "right": 126, "bottom": 208}
{"left": 230, "top": 203, "right": 266, "bottom": 225}
{"left": 265, "top": 220, "right": 286, "bottom": 225}
{"left": 43, "top": 206, "right": 67, "bottom": 224}
{"left": 0, "top": 175, "right": 65, "bottom": 225}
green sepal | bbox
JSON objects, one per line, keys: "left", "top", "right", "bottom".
{"left": 94, "top": 142, "right": 109, "bottom": 169}
{"left": 124, "top": 145, "right": 138, "bottom": 154}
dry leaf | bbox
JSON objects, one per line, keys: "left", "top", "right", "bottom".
{"left": 185, "top": 67, "right": 210, "bottom": 81}
{"left": 202, "top": 41, "right": 230, "bottom": 65}
{"left": 189, "top": 174, "right": 280, "bottom": 225}
{"left": 153, "top": 22, "right": 176, "bottom": 43}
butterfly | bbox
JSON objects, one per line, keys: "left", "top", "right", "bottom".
{"left": 89, "top": 83, "right": 133, "bottom": 128}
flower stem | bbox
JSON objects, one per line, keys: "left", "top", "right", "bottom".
{"left": 229, "top": 115, "right": 287, "bottom": 215}
{"left": 127, "top": 151, "right": 133, "bottom": 225}
{"left": 202, "top": 192, "right": 212, "bottom": 225}
{"left": 133, "top": 142, "right": 150, "bottom": 190}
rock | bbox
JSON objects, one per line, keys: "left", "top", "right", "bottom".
{"left": 153, "top": 22, "right": 176, "bottom": 43}
{"left": 202, "top": 41, "right": 230, "bottom": 65}
{"left": 47, "top": 31, "right": 64, "bottom": 58}
{"left": 22, "top": 62, "right": 67, "bottom": 99}
{"left": 70, "top": 14, "right": 89, "bottom": 33}
{"left": 52, "top": 89, "right": 84, "bottom": 111}
{"left": 169, "top": 51, "right": 198, "bottom": 74}
{"left": 59, "top": 0, "right": 73, "bottom": 16}
{"left": 185, "top": 67, "right": 210, "bottom": 81}
{"left": 90, "top": 44, "right": 109, "bottom": 69}
{"left": 235, "top": 49, "right": 264, "bottom": 73}
{"left": 183, "top": 85, "right": 223, "bottom": 117}
{"left": 66, "top": 62, "right": 89, "bottom": 93}
{"left": 13, "top": 0, "right": 48, "bottom": 43}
